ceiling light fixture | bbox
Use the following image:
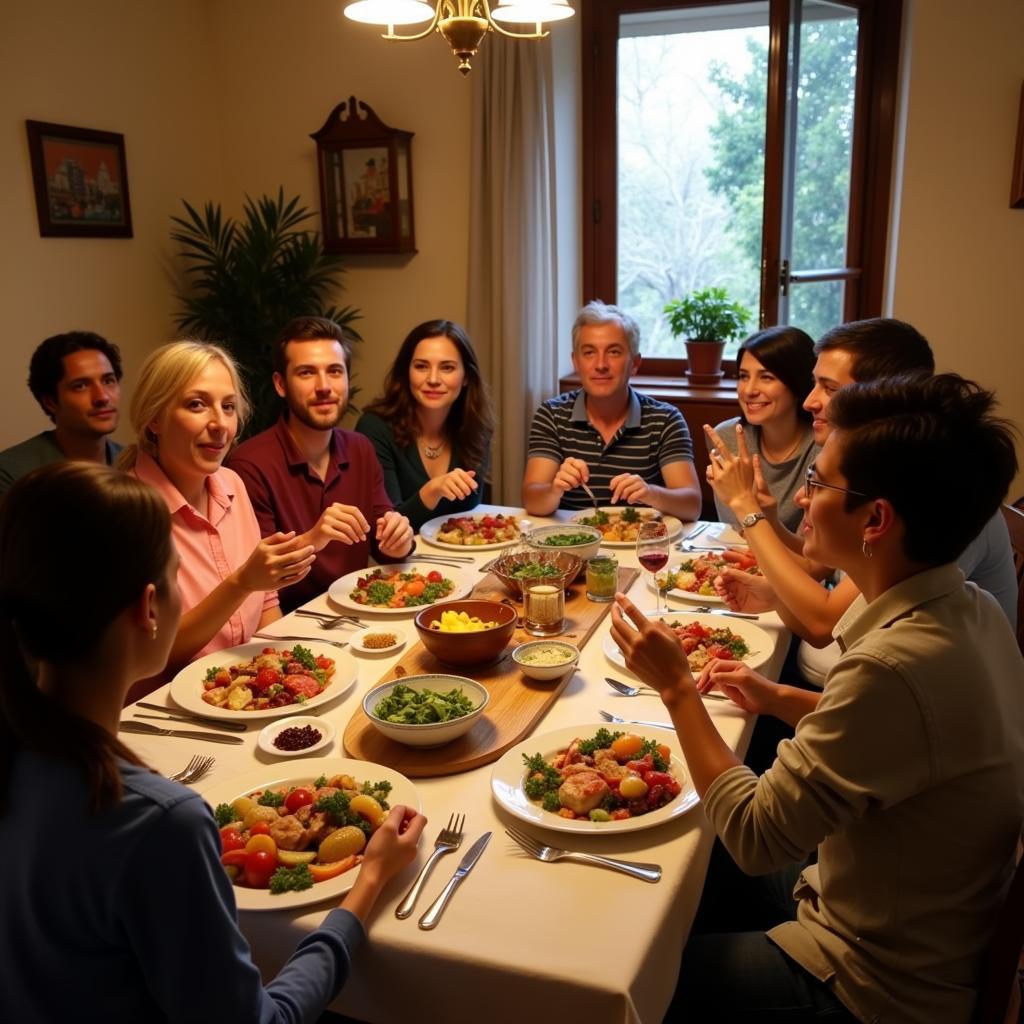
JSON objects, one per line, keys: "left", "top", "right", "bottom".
{"left": 343, "top": 1, "right": 575, "bottom": 76}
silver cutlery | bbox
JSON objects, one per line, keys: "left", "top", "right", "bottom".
{"left": 119, "top": 720, "right": 245, "bottom": 745}
{"left": 580, "top": 480, "right": 600, "bottom": 513}
{"left": 681, "top": 522, "right": 709, "bottom": 542}
{"left": 693, "top": 605, "right": 761, "bottom": 620}
{"left": 418, "top": 831, "right": 491, "bottom": 930}
{"left": 253, "top": 632, "right": 350, "bottom": 650}
{"left": 599, "top": 709, "right": 675, "bottom": 731}
{"left": 136, "top": 701, "right": 250, "bottom": 731}
{"left": 505, "top": 825, "right": 661, "bottom": 883}
{"left": 395, "top": 812, "right": 465, "bottom": 919}
{"left": 679, "top": 541, "right": 729, "bottom": 552}
{"left": 293, "top": 610, "right": 364, "bottom": 629}
{"left": 135, "top": 712, "right": 248, "bottom": 734}
{"left": 167, "top": 754, "right": 216, "bottom": 784}
{"left": 410, "top": 553, "right": 477, "bottom": 565}
{"left": 606, "top": 676, "right": 728, "bottom": 702}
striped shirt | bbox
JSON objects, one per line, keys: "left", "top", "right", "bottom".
{"left": 528, "top": 388, "right": 694, "bottom": 510}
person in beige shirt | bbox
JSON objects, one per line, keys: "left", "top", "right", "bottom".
{"left": 611, "top": 373, "right": 1024, "bottom": 1023}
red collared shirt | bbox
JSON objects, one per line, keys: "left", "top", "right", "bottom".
{"left": 226, "top": 417, "right": 396, "bottom": 612}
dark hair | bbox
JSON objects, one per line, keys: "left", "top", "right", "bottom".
{"left": 28, "top": 331, "right": 124, "bottom": 420}
{"left": 828, "top": 373, "right": 1018, "bottom": 564}
{"left": 0, "top": 463, "right": 172, "bottom": 812}
{"left": 363, "top": 320, "right": 494, "bottom": 475}
{"left": 272, "top": 317, "right": 353, "bottom": 377}
{"left": 815, "top": 318, "right": 934, "bottom": 382}
{"left": 737, "top": 326, "right": 815, "bottom": 425}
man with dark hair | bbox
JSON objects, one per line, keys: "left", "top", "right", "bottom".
{"left": 227, "top": 316, "right": 414, "bottom": 613}
{"left": 0, "top": 331, "right": 123, "bottom": 499}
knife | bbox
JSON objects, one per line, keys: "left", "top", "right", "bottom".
{"left": 135, "top": 703, "right": 248, "bottom": 732}
{"left": 680, "top": 522, "right": 709, "bottom": 542}
{"left": 118, "top": 720, "right": 245, "bottom": 745}
{"left": 418, "top": 831, "right": 491, "bottom": 930}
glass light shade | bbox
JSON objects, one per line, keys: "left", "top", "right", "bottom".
{"left": 490, "top": 0, "right": 575, "bottom": 24}
{"left": 343, "top": 0, "right": 434, "bottom": 26}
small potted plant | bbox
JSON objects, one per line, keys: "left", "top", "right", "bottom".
{"left": 664, "top": 287, "right": 752, "bottom": 385}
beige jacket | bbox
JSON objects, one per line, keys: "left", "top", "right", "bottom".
{"left": 704, "top": 564, "right": 1024, "bottom": 1023}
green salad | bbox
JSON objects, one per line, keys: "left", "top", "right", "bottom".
{"left": 373, "top": 684, "right": 476, "bottom": 724}
{"left": 537, "top": 531, "right": 595, "bottom": 547}
{"left": 508, "top": 561, "right": 563, "bottom": 579}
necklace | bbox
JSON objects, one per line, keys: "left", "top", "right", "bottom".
{"left": 421, "top": 438, "right": 446, "bottom": 460}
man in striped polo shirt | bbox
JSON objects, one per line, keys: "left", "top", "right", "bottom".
{"left": 522, "top": 301, "right": 702, "bottom": 519}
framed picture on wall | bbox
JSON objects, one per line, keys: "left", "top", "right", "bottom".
{"left": 1012, "top": 82, "right": 1024, "bottom": 209}
{"left": 26, "top": 120, "right": 133, "bottom": 238}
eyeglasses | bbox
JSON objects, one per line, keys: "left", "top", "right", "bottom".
{"left": 805, "top": 465, "right": 868, "bottom": 499}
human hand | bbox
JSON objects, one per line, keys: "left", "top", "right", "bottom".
{"left": 609, "top": 473, "right": 649, "bottom": 506}
{"left": 713, "top": 565, "right": 776, "bottom": 613}
{"left": 751, "top": 455, "right": 778, "bottom": 516}
{"left": 433, "top": 468, "right": 478, "bottom": 503}
{"left": 609, "top": 593, "right": 696, "bottom": 701}
{"left": 307, "top": 503, "right": 371, "bottom": 551}
{"left": 236, "top": 532, "right": 316, "bottom": 593}
{"left": 376, "top": 510, "right": 414, "bottom": 559}
{"left": 695, "top": 659, "right": 780, "bottom": 715}
{"left": 552, "top": 457, "right": 589, "bottom": 494}
{"left": 703, "top": 424, "right": 759, "bottom": 515}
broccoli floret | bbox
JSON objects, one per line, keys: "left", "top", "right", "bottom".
{"left": 522, "top": 752, "right": 561, "bottom": 800}
{"left": 213, "top": 803, "right": 240, "bottom": 828}
{"left": 366, "top": 581, "right": 396, "bottom": 604}
{"left": 312, "top": 774, "right": 328, "bottom": 789}
{"left": 314, "top": 791, "right": 350, "bottom": 819}
{"left": 541, "top": 791, "right": 562, "bottom": 813}
{"left": 268, "top": 864, "right": 314, "bottom": 894}
{"left": 361, "top": 780, "right": 392, "bottom": 810}
{"left": 257, "top": 789, "right": 285, "bottom": 808}
{"left": 621, "top": 506, "right": 641, "bottom": 522}
{"left": 289, "top": 644, "right": 316, "bottom": 669}
{"left": 635, "top": 737, "right": 669, "bottom": 772}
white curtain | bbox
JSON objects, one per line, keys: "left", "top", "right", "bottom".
{"left": 468, "top": 34, "right": 561, "bottom": 505}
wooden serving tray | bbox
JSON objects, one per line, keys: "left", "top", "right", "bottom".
{"left": 342, "top": 567, "right": 639, "bottom": 776}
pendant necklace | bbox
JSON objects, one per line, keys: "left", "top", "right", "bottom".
{"left": 421, "top": 439, "right": 445, "bottom": 460}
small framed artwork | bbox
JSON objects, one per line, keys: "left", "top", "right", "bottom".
{"left": 26, "top": 120, "right": 133, "bottom": 238}
{"left": 311, "top": 97, "right": 415, "bottom": 255}
{"left": 1012, "top": 82, "right": 1024, "bottom": 209}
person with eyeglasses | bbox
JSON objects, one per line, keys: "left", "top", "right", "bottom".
{"left": 610, "top": 373, "right": 1024, "bottom": 1022}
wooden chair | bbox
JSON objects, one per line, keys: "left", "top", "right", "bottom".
{"left": 1001, "top": 502, "right": 1024, "bottom": 656}
{"left": 972, "top": 840, "right": 1024, "bottom": 1024}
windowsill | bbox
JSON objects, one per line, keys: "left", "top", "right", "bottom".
{"left": 559, "top": 372, "right": 739, "bottom": 401}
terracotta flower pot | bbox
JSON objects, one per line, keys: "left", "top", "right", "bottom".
{"left": 685, "top": 339, "right": 726, "bottom": 386}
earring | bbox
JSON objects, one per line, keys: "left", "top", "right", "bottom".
{"left": 150, "top": 624, "right": 158, "bottom": 640}
{"left": 861, "top": 539, "right": 872, "bottom": 559}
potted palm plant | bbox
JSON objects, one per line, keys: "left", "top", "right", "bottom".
{"left": 664, "top": 287, "right": 752, "bottom": 386}
{"left": 171, "top": 188, "right": 362, "bottom": 435}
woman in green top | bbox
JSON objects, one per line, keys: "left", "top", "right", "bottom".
{"left": 355, "top": 320, "right": 495, "bottom": 531}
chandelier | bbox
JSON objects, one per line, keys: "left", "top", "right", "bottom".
{"left": 343, "top": 1, "right": 575, "bottom": 76}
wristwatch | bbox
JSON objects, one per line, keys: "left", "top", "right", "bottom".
{"left": 740, "top": 512, "right": 766, "bottom": 529}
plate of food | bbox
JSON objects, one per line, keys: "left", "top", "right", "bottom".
{"left": 169, "top": 641, "right": 357, "bottom": 720}
{"left": 420, "top": 512, "right": 524, "bottom": 550}
{"left": 650, "top": 550, "right": 761, "bottom": 605}
{"left": 569, "top": 507, "right": 684, "bottom": 546}
{"left": 326, "top": 563, "right": 474, "bottom": 615}
{"left": 491, "top": 724, "right": 699, "bottom": 834}
{"left": 201, "top": 756, "right": 420, "bottom": 910}
{"left": 603, "top": 610, "right": 772, "bottom": 676}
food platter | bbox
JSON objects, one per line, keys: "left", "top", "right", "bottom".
{"left": 602, "top": 610, "right": 772, "bottom": 676}
{"left": 200, "top": 757, "right": 420, "bottom": 910}
{"left": 326, "top": 563, "right": 475, "bottom": 615}
{"left": 569, "top": 507, "right": 684, "bottom": 547}
{"left": 491, "top": 725, "right": 699, "bottom": 834}
{"left": 419, "top": 511, "right": 525, "bottom": 551}
{"left": 648, "top": 551, "right": 759, "bottom": 606}
{"left": 169, "top": 641, "right": 357, "bottom": 720}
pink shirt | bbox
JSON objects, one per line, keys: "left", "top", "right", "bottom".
{"left": 134, "top": 451, "right": 277, "bottom": 660}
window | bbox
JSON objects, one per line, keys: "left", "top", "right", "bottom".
{"left": 581, "top": 0, "right": 903, "bottom": 372}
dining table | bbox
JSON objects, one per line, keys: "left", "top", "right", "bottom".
{"left": 120, "top": 506, "right": 791, "bottom": 1024}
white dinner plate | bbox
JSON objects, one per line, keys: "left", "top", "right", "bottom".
{"left": 646, "top": 552, "right": 758, "bottom": 606}
{"left": 326, "top": 563, "right": 475, "bottom": 615}
{"left": 569, "top": 507, "right": 684, "bottom": 547}
{"left": 200, "top": 757, "right": 420, "bottom": 911}
{"left": 257, "top": 715, "right": 336, "bottom": 758}
{"left": 348, "top": 626, "right": 409, "bottom": 656}
{"left": 419, "top": 511, "right": 526, "bottom": 551}
{"left": 169, "top": 641, "right": 357, "bottom": 721}
{"left": 603, "top": 610, "right": 773, "bottom": 676}
{"left": 491, "top": 724, "right": 699, "bottom": 834}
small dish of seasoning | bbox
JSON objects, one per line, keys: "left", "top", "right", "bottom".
{"left": 257, "top": 715, "right": 336, "bottom": 758}
{"left": 348, "top": 626, "right": 408, "bottom": 656}
{"left": 512, "top": 640, "right": 580, "bottom": 682}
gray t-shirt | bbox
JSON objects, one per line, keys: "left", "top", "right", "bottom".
{"left": 0, "top": 429, "right": 121, "bottom": 499}
{"left": 711, "top": 417, "right": 818, "bottom": 532}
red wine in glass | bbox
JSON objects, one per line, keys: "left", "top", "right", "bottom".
{"left": 636, "top": 520, "right": 671, "bottom": 613}
{"left": 638, "top": 552, "right": 669, "bottom": 573}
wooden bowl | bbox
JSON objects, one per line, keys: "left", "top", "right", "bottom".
{"left": 490, "top": 549, "right": 583, "bottom": 597}
{"left": 414, "top": 599, "right": 518, "bottom": 667}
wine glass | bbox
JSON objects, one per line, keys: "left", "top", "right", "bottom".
{"left": 636, "top": 520, "right": 670, "bottom": 614}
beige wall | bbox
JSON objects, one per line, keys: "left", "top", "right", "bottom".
{"left": 891, "top": 0, "right": 1024, "bottom": 495}
{"left": 0, "top": 0, "right": 223, "bottom": 448}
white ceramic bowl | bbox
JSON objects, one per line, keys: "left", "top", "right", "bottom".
{"left": 362, "top": 674, "right": 489, "bottom": 748}
{"left": 526, "top": 522, "right": 603, "bottom": 563}
{"left": 257, "top": 715, "right": 336, "bottom": 758}
{"left": 512, "top": 640, "right": 580, "bottom": 681}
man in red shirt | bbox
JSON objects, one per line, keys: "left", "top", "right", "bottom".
{"left": 227, "top": 317, "right": 414, "bottom": 612}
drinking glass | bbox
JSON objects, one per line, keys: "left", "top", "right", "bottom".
{"left": 636, "top": 521, "right": 670, "bottom": 614}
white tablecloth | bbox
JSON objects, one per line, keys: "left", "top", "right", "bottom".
{"left": 123, "top": 508, "right": 789, "bottom": 1024}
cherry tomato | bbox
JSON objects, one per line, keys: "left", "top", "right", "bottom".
{"left": 707, "top": 644, "right": 734, "bottom": 661}
{"left": 611, "top": 733, "right": 644, "bottom": 759}
{"left": 315, "top": 655, "right": 333, "bottom": 672}
{"left": 426, "top": 570, "right": 443, "bottom": 583}
{"left": 248, "top": 820, "right": 271, "bottom": 837}
{"left": 221, "top": 849, "right": 249, "bottom": 868}
{"left": 220, "top": 827, "right": 245, "bottom": 854}
{"left": 254, "top": 667, "right": 282, "bottom": 691}
{"left": 285, "top": 787, "right": 315, "bottom": 814}
{"left": 657, "top": 744, "right": 672, "bottom": 762}
{"left": 243, "top": 849, "right": 278, "bottom": 888}
{"left": 645, "top": 771, "right": 675, "bottom": 790}
{"left": 245, "top": 834, "right": 277, "bottom": 856}
{"left": 625, "top": 754, "right": 654, "bottom": 777}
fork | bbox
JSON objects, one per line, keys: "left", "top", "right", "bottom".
{"left": 253, "top": 632, "right": 351, "bottom": 650}
{"left": 395, "top": 812, "right": 465, "bottom": 919}
{"left": 293, "top": 611, "right": 364, "bottom": 629}
{"left": 580, "top": 481, "right": 600, "bottom": 513}
{"left": 167, "top": 755, "right": 215, "bottom": 784}
{"left": 505, "top": 825, "right": 661, "bottom": 883}
{"left": 600, "top": 708, "right": 675, "bottom": 730}
{"left": 606, "top": 676, "right": 728, "bottom": 702}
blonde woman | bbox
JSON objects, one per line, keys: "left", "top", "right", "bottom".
{"left": 118, "top": 342, "right": 315, "bottom": 684}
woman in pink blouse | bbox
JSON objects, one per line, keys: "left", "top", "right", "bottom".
{"left": 118, "top": 342, "right": 314, "bottom": 688}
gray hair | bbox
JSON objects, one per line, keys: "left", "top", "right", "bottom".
{"left": 571, "top": 301, "right": 641, "bottom": 358}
